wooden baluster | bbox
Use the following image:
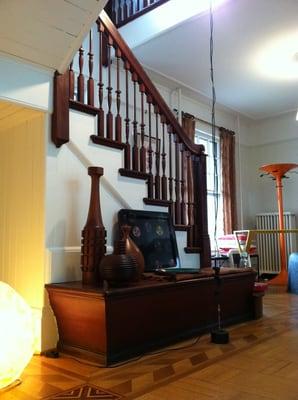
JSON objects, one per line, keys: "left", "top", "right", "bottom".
{"left": 147, "top": 96, "right": 154, "bottom": 198}
{"left": 97, "top": 23, "right": 104, "bottom": 137}
{"left": 154, "top": 106, "right": 160, "bottom": 199}
{"left": 123, "top": 0, "right": 128, "bottom": 19}
{"left": 180, "top": 144, "right": 186, "bottom": 225}
{"left": 87, "top": 30, "right": 94, "bottom": 106}
{"left": 115, "top": 47, "right": 122, "bottom": 143}
{"left": 77, "top": 46, "right": 84, "bottom": 102}
{"left": 132, "top": 72, "right": 139, "bottom": 171}
{"left": 143, "top": 0, "right": 148, "bottom": 8}
{"left": 124, "top": 61, "right": 131, "bottom": 169}
{"left": 161, "top": 116, "right": 167, "bottom": 200}
{"left": 136, "top": 0, "right": 140, "bottom": 12}
{"left": 106, "top": 35, "right": 113, "bottom": 140}
{"left": 69, "top": 61, "right": 74, "bottom": 100}
{"left": 139, "top": 83, "right": 146, "bottom": 173}
{"left": 168, "top": 126, "right": 174, "bottom": 216}
{"left": 117, "top": 0, "right": 123, "bottom": 24}
{"left": 113, "top": 1, "right": 117, "bottom": 24}
{"left": 175, "top": 136, "right": 181, "bottom": 225}
{"left": 129, "top": 0, "right": 134, "bottom": 16}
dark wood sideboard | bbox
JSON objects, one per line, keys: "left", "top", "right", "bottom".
{"left": 46, "top": 268, "right": 256, "bottom": 366}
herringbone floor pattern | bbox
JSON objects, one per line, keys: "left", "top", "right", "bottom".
{"left": 2, "top": 289, "right": 298, "bottom": 399}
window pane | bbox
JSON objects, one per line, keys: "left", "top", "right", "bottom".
{"left": 195, "top": 129, "right": 223, "bottom": 251}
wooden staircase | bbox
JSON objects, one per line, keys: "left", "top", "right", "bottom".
{"left": 52, "top": 10, "right": 211, "bottom": 268}
{"left": 104, "top": 0, "right": 171, "bottom": 28}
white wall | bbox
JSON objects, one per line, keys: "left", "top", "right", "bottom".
{"left": 241, "top": 111, "right": 298, "bottom": 228}
{"left": 0, "top": 55, "right": 53, "bottom": 112}
{"left": 150, "top": 74, "right": 298, "bottom": 233}
{"left": 45, "top": 109, "right": 199, "bottom": 284}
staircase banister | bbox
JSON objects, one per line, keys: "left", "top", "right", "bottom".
{"left": 98, "top": 11, "right": 204, "bottom": 157}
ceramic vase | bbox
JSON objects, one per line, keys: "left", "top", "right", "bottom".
{"left": 119, "top": 225, "right": 145, "bottom": 280}
{"left": 99, "top": 254, "right": 137, "bottom": 286}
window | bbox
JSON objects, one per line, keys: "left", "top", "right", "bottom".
{"left": 195, "top": 129, "right": 223, "bottom": 251}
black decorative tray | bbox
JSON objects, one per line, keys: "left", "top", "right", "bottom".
{"left": 118, "top": 209, "right": 180, "bottom": 272}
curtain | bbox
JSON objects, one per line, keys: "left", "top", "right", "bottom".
{"left": 219, "top": 127, "right": 237, "bottom": 234}
{"left": 182, "top": 113, "right": 195, "bottom": 226}
{"left": 182, "top": 112, "right": 196, "bottom": 141}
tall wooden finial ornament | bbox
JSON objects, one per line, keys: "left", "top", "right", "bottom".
{"left": 81, "top": 167, "right": 106, "bottom": 285}
{"left": 259, "top": 163, "right": 298, "bottom": 285}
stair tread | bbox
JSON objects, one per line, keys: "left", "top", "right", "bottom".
{"left": 119, "top": 168, "right": 149, "bottom": 180}
{"left": 91, "top": 135, "right": 126, "bottom": 150}
{"left": 143, "top": 198, "right": 171, "bottom": 207}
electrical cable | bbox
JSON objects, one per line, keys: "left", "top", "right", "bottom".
{"left": 209, "top": 0, "right": 219, "bottom": 252}
{"left": 52, "top": 335, "right": 201, "bottom": 369}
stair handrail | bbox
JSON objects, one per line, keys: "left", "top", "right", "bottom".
{"left": 98, "top": 10, "right": 204, "bottom": 157}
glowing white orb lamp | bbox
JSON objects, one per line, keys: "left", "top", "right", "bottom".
{"left": 0, "top": 281, "right": 35, "bottom": 390}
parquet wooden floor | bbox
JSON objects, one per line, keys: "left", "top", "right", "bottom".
{"left": 2, "top": 289, "right": 298, "bottom": 400}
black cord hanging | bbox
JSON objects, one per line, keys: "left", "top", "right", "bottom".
{"left": 209, "top": 0, "right": 219, "bottom": 251}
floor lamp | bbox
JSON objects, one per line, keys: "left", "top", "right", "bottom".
{"left": 259, "top": 163, "right": 298, "bottom": 285}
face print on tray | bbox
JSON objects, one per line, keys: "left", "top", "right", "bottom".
{"left": 132, "top": 225, "right": 141, "bottom": 238}
{"left": 155, "top": 224, "right": 164, "bottom": 236}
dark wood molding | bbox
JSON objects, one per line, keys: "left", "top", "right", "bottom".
{"left": 184, "top": 247, "right": 202, "bottom": 254}
{"left": 119, "top": 168, "right": 149, "bottom": 180}
{"left": 143, "top": 198, "right": 171, "bottom": 207}
{"left": 52, "top": 71, "right": 70, "bottom": 147}
{"left": 98, "top": 11, "right": 204, "bottom": 157}
{"left": 193, "top": 154, "right": 211, "bottom": 268}
{"left": 90, "top": 135, "right": 126, "bottom": 150}
{"left": 174, "top": 224, "right": 190, "bottom": 231}
{"left": 111, "top": 0, "right": 171, "bottom": 28}
{"left": 70, "top": 100, "right": 99, "bottom": 116}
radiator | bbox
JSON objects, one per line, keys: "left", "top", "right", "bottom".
{"left": 256, "top": 212, "right": 297, "bottom": 274}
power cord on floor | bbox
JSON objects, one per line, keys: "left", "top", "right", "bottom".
{"left": 44, "top": 335, "right": 201, "bottom": 369}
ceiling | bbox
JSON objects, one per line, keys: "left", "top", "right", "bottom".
{"left": 132, "top": 0, "right": 298, "bottom": 120}
{"left": 0, "top": 0, "right": 108, "bottom": 73}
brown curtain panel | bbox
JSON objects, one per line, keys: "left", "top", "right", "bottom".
{"left": 220, "top": 127, "right": 237, "bottom": 234}
{"left": 182, "top": 113, "right": 195, "bottom": 225}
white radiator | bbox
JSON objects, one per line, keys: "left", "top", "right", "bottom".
{"left": 256, "top": 212, "right": 297, "bottom": 274}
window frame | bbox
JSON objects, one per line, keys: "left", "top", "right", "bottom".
{"left": 194, "top": 128, "right": 223, "bottom": 251}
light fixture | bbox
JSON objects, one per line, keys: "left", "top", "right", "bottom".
{"left": 296, "top": 109, "right": 298, "bottom": 121}
{"left": 254, "top": 32, "right": 298, "bottom": 80}
{"left": 0, "top": 282, "right": 35, "bottom": 390}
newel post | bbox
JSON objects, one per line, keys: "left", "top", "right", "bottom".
{"left": 81, "top": 167, "right": 107, "bottom": 286}
{"left": 52, "top": 70, "right": 70, "bottom": 147}
{"left": 193, "top": 153, "right": 211, "bottom": 268}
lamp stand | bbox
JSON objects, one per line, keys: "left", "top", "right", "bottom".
{"left": 259, "top": 163, "right": 298, "bottom": 285}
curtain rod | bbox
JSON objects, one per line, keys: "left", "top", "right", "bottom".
{"left": 181, "top": 111, "right": 219, "bottom": 129}
{"left": 181, "top": 111, "right": 235, "bottom": 135}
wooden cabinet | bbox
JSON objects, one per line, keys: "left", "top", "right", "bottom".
{"left": 46, "top": 269, "right": 255, "bottom": 366}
